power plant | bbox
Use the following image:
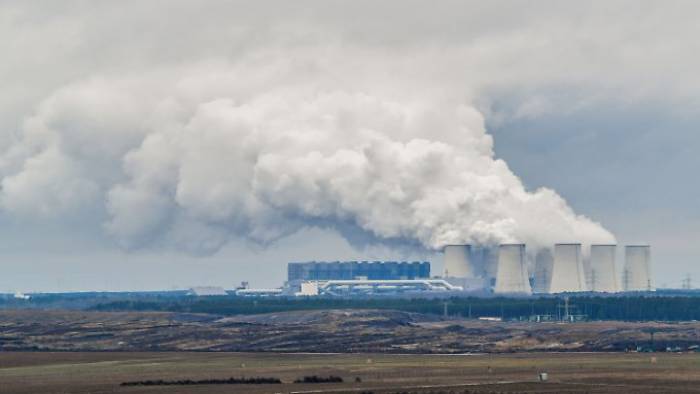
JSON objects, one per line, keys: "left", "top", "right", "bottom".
{"left": 623, "top": 245, "right": 653, "bottom": 291}
{"left": 532, "top": 248, "right": 554, "bottom": 294}
{"left": 550, "top": 244, "right": 587, "bottom": 293}
{"left": 443, "top": 245, "right": 475, "bottom": 278}
{"left": 234, "top": 243, "right": 653, "bottom": 297}
{"left": 494, "top": 244, "right": 531, "bottom": 294}
{"left": 590, "top": 245, "right": 618, "bottom": 292}
{"left": 442, "top": 245, "right": 490, "bottom": 291}
{"left": 288, "top": 261, "right": 430, "bottom": 281}
{"left": 434, "top": 242, "right": 650, "bottom": 296}
{"left": 285, "top": 260, "right": 435, "bottom": 296}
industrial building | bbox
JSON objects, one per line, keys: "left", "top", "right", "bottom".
{"left": 297, "top": 278, "right": 462, "bottom": 296}
{"left": 624, "top": 245, "right": 654, "bottom": 291}
{"left": 287, "top": 260, "right": 430, "bottom": 281}
{"left": 235, "top": 288, "right": 284, "bottom": 297}
{"left": 589, "top": 244, "right": 618, "bottom": 292}
{"left": 286, "top": 260, "right": 432, "bottom": 297}
{"left": 550, "top": 243, "right": 587, "bottom": 293}
{"left": 187, "top": 286, "right": 228, "bottom": 296}
{"left": 494, "top": 244, "right": 531, "bottom": 294}
{"left": 244, "top": 242, "right": 655, "bottom": 298}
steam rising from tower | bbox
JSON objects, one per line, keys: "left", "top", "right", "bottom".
{"left": 0, "top": 52, "right": 615, "bottom": 255}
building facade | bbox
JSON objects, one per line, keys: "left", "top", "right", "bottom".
{"left": 287, "top": 261, "right": 430, "bottom": 281}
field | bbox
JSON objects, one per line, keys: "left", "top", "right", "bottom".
{"left": 3, "top": 308, "right": 700, "bottom": 392}
{"left": 1, "top": 351, "right": 700, "bottom": 393}
{"left": 3, "top": 309, "right": 700, "bottom": 353}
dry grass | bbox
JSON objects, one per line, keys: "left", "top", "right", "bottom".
{"left": 2, "top": 309, "right": 700, "bottom": 353}
{"left": 1, "top": 352, "right": 699, "bottom": 393}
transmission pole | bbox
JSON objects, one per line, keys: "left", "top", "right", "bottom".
{"left": 682, "top": 274, "right": 692, "bottom": 290}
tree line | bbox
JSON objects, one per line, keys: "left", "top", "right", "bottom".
{"left": 91, "top": 294, "right": 700, "bottom": 321}
{"left": 121, "top": 376, "right": 281, "bottom": 386}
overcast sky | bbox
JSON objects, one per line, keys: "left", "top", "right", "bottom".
{"left": 1, "top": 1, "right": 698, "bottom": 291}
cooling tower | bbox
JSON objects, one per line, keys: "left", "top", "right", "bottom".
{"left": 472, "top": 246, "right": 499, "bottom": 280}
{"left": 549, "top": 243, "right": 587, "bottom": 293}
{"left": 623, "top": 245, "right": 653, "bottom": 291}
{"left": 532, "top": 248, "right": 554, "bottom": 294}
{"left": 443, "top": 245, "right": 474, "bottom": 278}
{"left": 468, "top": 245, "right": 490, "bottom": 278}
{"left": 590, "top": 244, "right": 618, "bottom": 292}
{"left": 494, "top": 244, "right": 531, "bottom": 294}
{"left": 583, "top": 254, "right": 592, "bottom": 290}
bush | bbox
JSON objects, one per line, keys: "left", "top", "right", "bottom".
{"left": 293, "top": 375, "right": 344, "bottom": 383}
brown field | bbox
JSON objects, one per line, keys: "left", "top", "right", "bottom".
{"left": 3, "top": 309, "right": 700, "bottom": 353}
{"left": 1, "top": 351, "right": 699, "bottom": 393}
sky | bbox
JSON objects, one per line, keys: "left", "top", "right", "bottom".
{"left": 1, "top": 1, "right": 699, "bottom": 291}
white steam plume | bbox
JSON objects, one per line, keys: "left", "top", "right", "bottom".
{"left": 0, "top": 51, "right": 614, "bottom": 254}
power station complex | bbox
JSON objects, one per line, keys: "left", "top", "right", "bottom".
{"left": 286, "top": 261, "right": 461, "bottom": 296}
{"left": 275, "top": 244, "right": 653, "bottom": 297}
{"left": 288, "top": 261, "right": 430, "bottom": 281}
{"left": 442, "top": 243, "right": 654, "bottom": 295}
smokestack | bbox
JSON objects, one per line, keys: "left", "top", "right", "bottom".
{"left": 494, "top": 244, "right": 531, "bottom": 294}
{"left": 532, "top": 248, "right": 554, "bottom": 294}
{"left": 590, "top": 244, "right": 618, "bottom": 292}
{"left": 550, "top": 243, "right": 587, "bottom": 293}
{"left": 623, "top": 245, "right": 653, "bottom": 291}
{"left": 443, "top": 244, "right": 474, "bottom": 278}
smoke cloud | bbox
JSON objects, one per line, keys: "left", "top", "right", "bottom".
{"left": 0, "top": 46, "right": 614, "bottom": 255}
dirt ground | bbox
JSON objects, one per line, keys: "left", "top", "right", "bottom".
{"left": 3, "top": 309, "right": 700, "bottom": 353}
{"left": 0, "top": 352, "right": 699, "bottom": 393}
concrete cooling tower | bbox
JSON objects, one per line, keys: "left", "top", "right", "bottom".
{"left": 624, "top": 245, "right": 653, "bottom": 291}
{"left": 473, "top": 246, "right": 499, "bottom": 280}
{"left": 590, "top": 244, "right": 618, "bottom": 292}
{"left": 443, "top": 244, "right": 474, "bottom": 278}
{"left": 532, "top": 248, "right": 554, "bottom": 294}
{"left": 494, "top": 244, "right": 531, "bottom": 294}
{"left": 468, "top": 246, "right": 495, "bottom": 279}
{"left": 549, "top": 243, "right": 587, "bottom": 293}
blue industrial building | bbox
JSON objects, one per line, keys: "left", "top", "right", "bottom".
{"left": 287, "top": 261, "right": 430, "bottom": 281}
